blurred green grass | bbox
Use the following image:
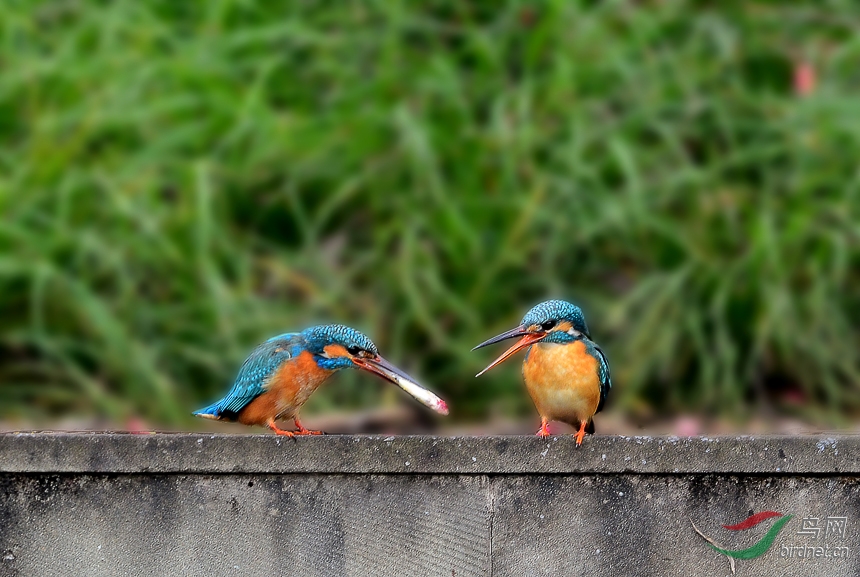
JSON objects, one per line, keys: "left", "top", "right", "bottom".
{"left": 1, "top": 0, "right": 859, "bottom": 428}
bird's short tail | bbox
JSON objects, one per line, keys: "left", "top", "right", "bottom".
{"left": 192, "top": 403, "right": 223, "bottom": 421}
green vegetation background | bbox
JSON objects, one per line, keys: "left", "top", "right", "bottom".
{"left": 2, "top": 1, "right": 859, "bottom": 428}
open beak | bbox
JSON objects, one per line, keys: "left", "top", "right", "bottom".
{"left": 353, "top": 355, "right": 449, "bottom": 416}
{"left": 472, "top": 325, "right": 547, "bottom": 377}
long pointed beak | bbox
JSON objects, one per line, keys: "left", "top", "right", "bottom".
{"left": 473, "top": 326, "right": 546, "bottom": 377}
{"left": 353, "top": 355, "right": 449, "bottom": 415}
{"left": 471, "top": 325, "right": 530, "bottom": 351}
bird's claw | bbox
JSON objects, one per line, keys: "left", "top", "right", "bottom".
{"left": 535, "top": 419, "right": 551, "bottom": 438}
{"left": 574, "top": 422, "right": 587, "bottom": 447}
{"left": 268, "top": 422, "right": 296, "bottom": 437}
{"left": 293, "top": 418, "right": 324, "bottom": 436}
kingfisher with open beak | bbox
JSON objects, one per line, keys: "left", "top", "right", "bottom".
{"left": 473, "top": 300, "right": 611, "bottom": 446}
{"left": 194, "top": 324, "right": 448, "bottom": 435}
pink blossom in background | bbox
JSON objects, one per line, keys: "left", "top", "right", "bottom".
{"left": 794, "top": 62, "right": 816, "bottom": 96}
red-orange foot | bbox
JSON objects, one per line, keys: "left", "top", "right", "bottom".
{"left": 267, "top": 420, "right": 295, "bottom": 437}
{"left": 293, "top": 418, "right": 323, "bottom": 436}
{"left": 535, "top": 418, "right": 551, "bottom": 438}
{"left": 574, "top": 421, "right": 587, "bottom": 447}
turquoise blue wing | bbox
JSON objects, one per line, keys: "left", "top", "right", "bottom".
{"left": 193, "top": 332, "right": 303, "bottom": 419}
{"left": 593, "top": 342, "right": 611, "bottom": 414}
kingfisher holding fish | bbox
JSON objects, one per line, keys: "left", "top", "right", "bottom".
{"left": 473, "top": 300, "right": 611, "bottom": 446}
{"left": 194, "top": 324, "right": 448, "bottom": 435}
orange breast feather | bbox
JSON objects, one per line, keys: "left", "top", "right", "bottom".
{"left": 522, "top": 340, "right": 601, "bottom": 425}
{"left": 238, "top": 351, "right": 332, "bottom": 426}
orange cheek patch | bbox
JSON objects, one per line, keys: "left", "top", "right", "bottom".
{"left": 556, "top": 320, "right": 573, "bottom": 333}
{"left": 323, "top": 344, "right": 350, "bottom": 360}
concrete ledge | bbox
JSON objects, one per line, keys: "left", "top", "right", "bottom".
{"left": 2, "top": 433, "right": 859, "bottom": 577}
{"left": 0, "top": 432, "right": 857, "bottom": 474}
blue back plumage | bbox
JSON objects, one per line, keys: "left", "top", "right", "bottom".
{"left": 193, "top": 333, "right": 303, "bottom": 419}
{"left": 587, "top": 339, "right": 612, "bottom": 414}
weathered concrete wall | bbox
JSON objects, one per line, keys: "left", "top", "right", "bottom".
{"left": 0, "top": 433, "right": 858, "bottom": 576}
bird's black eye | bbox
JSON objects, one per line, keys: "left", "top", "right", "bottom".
{"left": 540, "top": 320, "right": 557, "bottom": 331}
{"left": 347, "top": 345, "right": 362, "bottom": 356}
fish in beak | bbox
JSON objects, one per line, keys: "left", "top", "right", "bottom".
{"left": 472, "top": 325, "right": 547, "bottom": 377}
{"left": 352, "top": 355, "right": 449, "bottom": 415}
